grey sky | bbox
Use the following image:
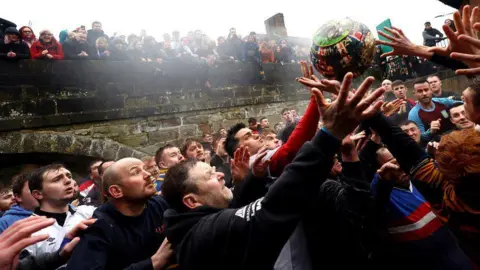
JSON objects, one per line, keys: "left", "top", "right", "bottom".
{"left": 8, "top": 0, "right": 455, "bottom": 45}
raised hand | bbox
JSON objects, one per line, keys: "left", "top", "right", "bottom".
{"left": 251, "top": 147, "right": 269, "bottom": 177}
{"left": 151, "top": 238, "right": 174, "bottom": 270}
{"left": 312, "top": 73, "right": 385, "bottom": 140}
{"left": 297, "top": 76, "right": 341, "bottom": 95}
{"left": 430, "top": 118, "right": 441, "bottom": 134}
{"left": 231, "top": 146, "right": 251, "bottom": 184}
{"left": 0, "top": 216, "right": 55, "bottom": 270}
{"left": 376, "top": 27, "right": 432, "bottom": 59}
{"left": 381, "top": 98, "right": 406, "bottom": 117}
{"left": 377, "top": 159, "right": 403, "bottom": 181}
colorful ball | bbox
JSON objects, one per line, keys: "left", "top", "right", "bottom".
{"left": 310, "top": 18, "right": 376, "bottom": 81}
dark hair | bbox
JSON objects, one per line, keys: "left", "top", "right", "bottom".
{"left": 98, "top": 160, "right": 114, "bottom": 177}
{"left": 92, "top": 21, "right": 102, "bottom": 27}
{"left": 280, "top": 123, "right": 296, "bottom": 143}
{"left": 391, "top": 80, "right": 404, "bottom": 88}
{"left": 400, "top": 120, "right": 419, "bottom": 128}
{"left": 260, "top": 117, "right": 268, "bottom": 122}
{"left": 248, "top": 117, "right": 257, "bottom": 125}
{"left": 155, "top": 143, "right": 176, "bottom": 166}
{"left": 427, "top": 74, "right": 441, "bottom": 81}
{"left": 162, "top": 160, "right": 200, "bottom": 212}
{"left": 201, "top": 142, "right": 213, "bottom": 152}
{"left": 413, "top": 78, "right": 429, "bottom": 87}
{"left": 181, "top": 138, "right": 202, "bottom": 157}
{"left": 225, "top": 123, "right": 245, "bottom": 158}
{"left": 12, "top": 173, "right": 30, "bottom": 196}
{"left": 29, "top": 164, "right": 65, "bottom": 193}
{"left": 448, "top": 102, "right": 465, "bottom": 119}
{"left": 89, "top": 159, "right": 103, "bottom": 170}
{"left": 261, "top": 128, "right": 276, "bottom": 136}
{"left": 202, "top": 133, "right": 212, "bottom": 138}
{"left": 468, "top": 83, "right": 480, "bottom": 108}
{"left": 281, "top": 108, "right": 291, "bottom": 115}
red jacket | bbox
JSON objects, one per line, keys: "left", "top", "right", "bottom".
{"left": 30, "top": 39, "right": 64, "bottom": 60}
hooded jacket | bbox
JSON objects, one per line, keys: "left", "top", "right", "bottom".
{"left": 30, "top": 38, "right": 64, "bottom": 60}
{"left": 164, "top": 129, "right": 340, "bottom": 270}
{"left": 0, "top": 27, "right": 30, "bottom": 60}
{"left": 0, "top": 205, "right": 33, "bottom": 233}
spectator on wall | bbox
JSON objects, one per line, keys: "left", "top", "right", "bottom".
{"left": 94, "top": 37, "right": 110, "bottom": 59}
{"left": 63, "top": 32, "right": 92, "bottom": 60}
{"left": 129, "top": 40, "right": 148, "bottom": 62}
{"left": 0, "top": 17, "right": 16, "bottom": 39}
{"left": 19, "top": 26, "right": 36, "bottom": 48}
{"left": 30, "top": 29, "right": 64, "bottom": 60}
{"left": 423, "top": 22, "right": 444, "bottom": 47}
{"left": 87, "top": 21, "right": 108, "bottom": 47}
{"left": 275, "top": 39, "right": 294, "bottom": 63}
{"left": 0, "top": 27, "right": 30, "bottom": 60}
{"left": 108, "top": 37, "right": 129, "bottom": 60}
{"left": 259, "top": 39, "right": 275, "bottom": 63}
{"left": 215, "top": 36, "right": 234, "bottom": 63}
{"left": 227, "top": 27, "right": 243, "bottom": 61}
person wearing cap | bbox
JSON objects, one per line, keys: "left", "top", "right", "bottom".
{"left": 422, "top": 22, "right": 444, "bottom": 47}
{"left": 0, "top": 27, "right": 30, "bottom": 60}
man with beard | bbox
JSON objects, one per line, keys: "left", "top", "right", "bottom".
{"left": 181, "top": 138, "right": 206, "bottom": 162}
{"left": 24, "top": 164, "right": 95, "bottom": 257}
{"left": 408, "top": 79, "right": 459, "bottom": 141}
{"left": 67, "top": 158, "right": 173, "bottom": 270}
{"left": 162, "top": 74, "right": 385, "bottom": 269}
{"left": 0, "top": 187, "right": 14, "bottom": 217}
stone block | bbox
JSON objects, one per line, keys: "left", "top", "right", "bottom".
{"left": 0, "top": 132, "right": 23, "bottom": 153}
{"left": 93, "top": 125, "right": 128, "bottom": 138}
{"left": 66, "top": 136, "right": 93, "bottom": 156}
{"left": 116, "top": 133, "right": 149, "bottom": 148}
{"left": 132, "top": 150, "right": 148, "bottom": 159}
{"left": 179, "top": 125, "right": 198, "bottom": 139}
{"left": 148, "top": 128, "right": 179, "bottom": 144}
{"left": 116, "top": 146, "right": 134, "bottom": 159}
{"left": 89, "top": 139, "right": 105, "bottom": 158}
{"left": 183, "top": 115, "right": 210, "bottom": 125}
{"left": 102, "top": 142, "right": 120, "bottom": 160}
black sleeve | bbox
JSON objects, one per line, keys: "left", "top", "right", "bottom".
{"left": 359, "top": 140, "right": 382, "bottom": 181}
{"left": 188, "top": 130, "right": 340, "bottom": 269}
{"left": 15, "top": 43, "right": 31, "bottom": 59}
{"left": 17, "top": 250, "right": 65, "bottom": 270}
{"left": 363, "top": 114, "right": 428, "bottom": 174}
{"left": 430, "top": 53, "right": 468, "bottom": 71}
{"left": 229, "top": 172, "right": 269, "bottom": 208}
{"left": 341, "top": 161, "right": 370, "bottom": 190}
{"left": 63, "top": 44, "right": 79, "bottom": 59}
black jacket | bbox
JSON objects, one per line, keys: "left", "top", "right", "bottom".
{"left": 62, "top": 40, "right": 92, "bottom": 60}
{"left": 66, "top": 196, "right": 170, "bottom": 270}
{"left": 0, "top": 18, "right": 16, "bottom": 39}
{"left": 0, "top": 40, "right": 30, "bottom": 60}
{"left": 210, "top": 154, "right": 232, "bottom": 188}
{"left": 17, "top": 250, "right": 65, "bottom": 270}
{"left": 87, "top": 29, "right": 108, "bottom": 47}
{"left": 164, "top": 130, "right": 340, "bottom": 270}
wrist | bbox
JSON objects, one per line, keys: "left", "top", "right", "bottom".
{"left": 151, "top": 255, "right": 167, "bottom": 270}
{"left": 413, "top": 45, "right": 433, "bottom": 59}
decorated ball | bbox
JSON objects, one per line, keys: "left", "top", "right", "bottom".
{"left": 310, "top": 18, "right": 376, "bottom": 81}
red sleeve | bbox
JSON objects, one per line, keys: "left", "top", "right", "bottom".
{"left": 269, "top": 51, "right": 274, "bottom": 63}
{"left": 52, "top": 44, "right": 64, "bottom": 60}
{"left": 30, "top": 43, "right": 43, "bottom": 59}
{"left": 269, "top": 95, "right": 320, "bottom": 177}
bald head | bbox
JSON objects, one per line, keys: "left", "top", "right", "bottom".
{"left": 382, "top": 80, "right": 393, "bottom": 93}
{"left": 102, "top": 158, "right": 141, "bottom": 198}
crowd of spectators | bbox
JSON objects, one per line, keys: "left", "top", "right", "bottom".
{"left": 0, "top": 19, "right": 310, "bottom": 66}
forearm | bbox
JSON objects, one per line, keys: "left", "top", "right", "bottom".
{"left": 364, "top": 113, "right": 427, "bottom": 173}
{"left": 269, "top": 96, "right": 320, "bottom": 176}
{"left": 17, "top": 250, "right": 65, "bottom": 270}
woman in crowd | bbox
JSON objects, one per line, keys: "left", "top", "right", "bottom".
{"left": 0, "top": 27, "right": 30, "bottom": 60}
{"left": 259, "top": 39, "right": 274, "bottom": 63}
{"left": 30, "top": 29, "right": 64, "bottom": 60}
{"left": 19, "top": 26, "right": 36, "bottom": 48}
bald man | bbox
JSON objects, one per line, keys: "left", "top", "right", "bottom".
{"left": 382, "top": 79, "right": 396, "bottom": 102}
{"left": 67, "top": 158, "right": 174, "bottom": 270}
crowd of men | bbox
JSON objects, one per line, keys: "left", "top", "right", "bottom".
{"left": 2, "top": 2, "right": 480, "bottom": 270}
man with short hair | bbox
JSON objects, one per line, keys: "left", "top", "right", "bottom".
{"left": 408, "top": 79, "right": 459, "bottom": 141}
{"left": 0, "top": 173, "right": 39, "bottom": 233}
{"left": 390, "top": 80, "right": 416, "bottom": 124}
{"left": 248, "top": 117, "right": 260, "bottom": 134}
{"left": 25, "top": 164, "right": 95, "bottom": 257}
{"left": 461, "top": 85, "right": 480, "bottom": 126}
{"left": 87, "top": 21, "right": 108, "bottom": 46}
{"left": 181, "top": 138, "right": 206, "bottom": 162}
{"left": 154, "top": 144, "right": 185, "bottom": 192}
{"left": 210, "top": 138, "right": 232, "bottom": 188}
{"left": 63, "top": 32, "right": 92, "bottom": 59}
{"left": 67, "top": 158, "right": 173, "bottom": 270}
{"left": 281, "top": 108, "right": 295, "bottom": 125}
{"left": 423, "top": 22, "right": 444, "bottom": 47}
{"left": 427, "top": 75, "right": 457, "bottom": 98}
{"left": 259, "top": 117, "right": 269, "bottom": 129}
{"left": 202, "top": 133, "right": 213, "bottom": 144}
{"left": 449, "top": 104, "right": 475, "bottom": 130}
{"left": 79, "top": 160, "right": 104, "bottom": 207}
{"left": 262, "top": 128, "right": 280, "bottom": 150}
{"left": 0, "top": 187, "right": 14, "bottom": 217}
{"left": 382, "top": 79, "right": 395, "bottom": 101}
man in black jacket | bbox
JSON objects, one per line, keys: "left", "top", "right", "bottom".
{"left": 87, "top": 21, "right": 109, "bottom": 46}
{"left": 0, "top": 18, "right": 16, "bottom": 39}
{"left": 0, "top": 27, "right": 30, "bottom": 60}
{"left": 423, "top": 22, "right": 444, "bottom": 47}
{"left": 63, "top": 32, "right": 92, "bottom": 60}
{"left": 162, "top": 73, "right": 385, "bottom": 269}
{"left": 66, "top": 158, "right": 173, "bottom": 270}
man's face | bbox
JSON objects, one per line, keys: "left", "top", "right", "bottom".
{"left": 282, "top": 111, "right": 294, "bottom": 123}
{"left": 36, "top": 167, "right": 76, "bottom": 204}
{"left": 382, "top": 80, "right": 393, "bottom": 92}
{"left": 414, "top": 83, "right": 433, "bottom": 105}
{"left": 90, "top": 161, "right": 102, "bottom": 182}
{"left": 393, "top": 84, "right": 407, "bottom": 100}
{"left": 159, "top": 147, "right": 184, "bottom": 169}
{"left": 427, "top": 76, "right": 442, "bottom": 95}
{"left": 203, "top": 134, "right": 213, "bottom": 143}
{"left": 264, "top": 133, "right": 280, "bottom": 150}
{"left": 260, "top": 119, "right": 269, "bottom": 128}
{"left": 248, "top": 35, "right": 254, "bottom": 42}
{"left": 376, "top": 150, "right": 394, "bottom": 167}
{"left": 117, "top": 159, "right": 156, "bottom": 200}
{"left": 219, "top": 129, "right": 227, "bottom": 138}
{"left": 16, "top": 181, "right": 39, "bottom": 211}
{"left": 76, "top": 34, "right": 87, "bottom": 43}
{"left": 401, "top": 123, "right": 422, "bottom": 144}
{"left": 450, "top": 105, "right": 475, "bottom": 129}
{"left": 235, "top": 128, "right": 264, "bottom": 155}
{"left": 462, "top": 88, "right": 480, "bottom": 124}
{"left": 0, "top": 190, "right": 14, "bottom": 211}
{"left": 188, "top": 162, "right": 232, "bottom": 209}
{"left": 93, "top": 23, "right": 102, "bottom": 32}
{"left": 291, "top": 110, "right": 298, "bottom": 118}
{"left": 143, "top": 158, "right": 160, "bottom": 178}
{"left": 218, "top": 38, "right": 225, "bottom": 45}
{"left": 249, "top": 122, "right": 258, "bottom": 130}
{"left": 7, "top": 34, "right": 18, "bottom": 42}
{"left": 186, "top": 142, "right": 205, "bottom": 161}
{"left": 425, "top": 23, "right": 432, "bottom": 29}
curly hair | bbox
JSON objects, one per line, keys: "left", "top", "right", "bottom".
{"left": 436, "top": 128, "right": 480, "bottom": 183}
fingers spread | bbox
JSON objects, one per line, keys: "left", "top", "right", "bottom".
{"left": 361, "top": 100, "right": 384, "bottom": 119}
{"left": 458, "top": 34, "right": 480, "bottom": 49}
{"left": 451, "top": 51, "right": 480, "bottom": 62}
{"left": 337, "top": 73, "right": 354, "bottom": 108}
{"left": 454, "top": 10, "right": 465, "bottom": 34}
{"left": 350, "top": 76, "right": 374, "bottom": 106}
{"left": 312, "top": 88, "right": 328, "bottom": 112}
